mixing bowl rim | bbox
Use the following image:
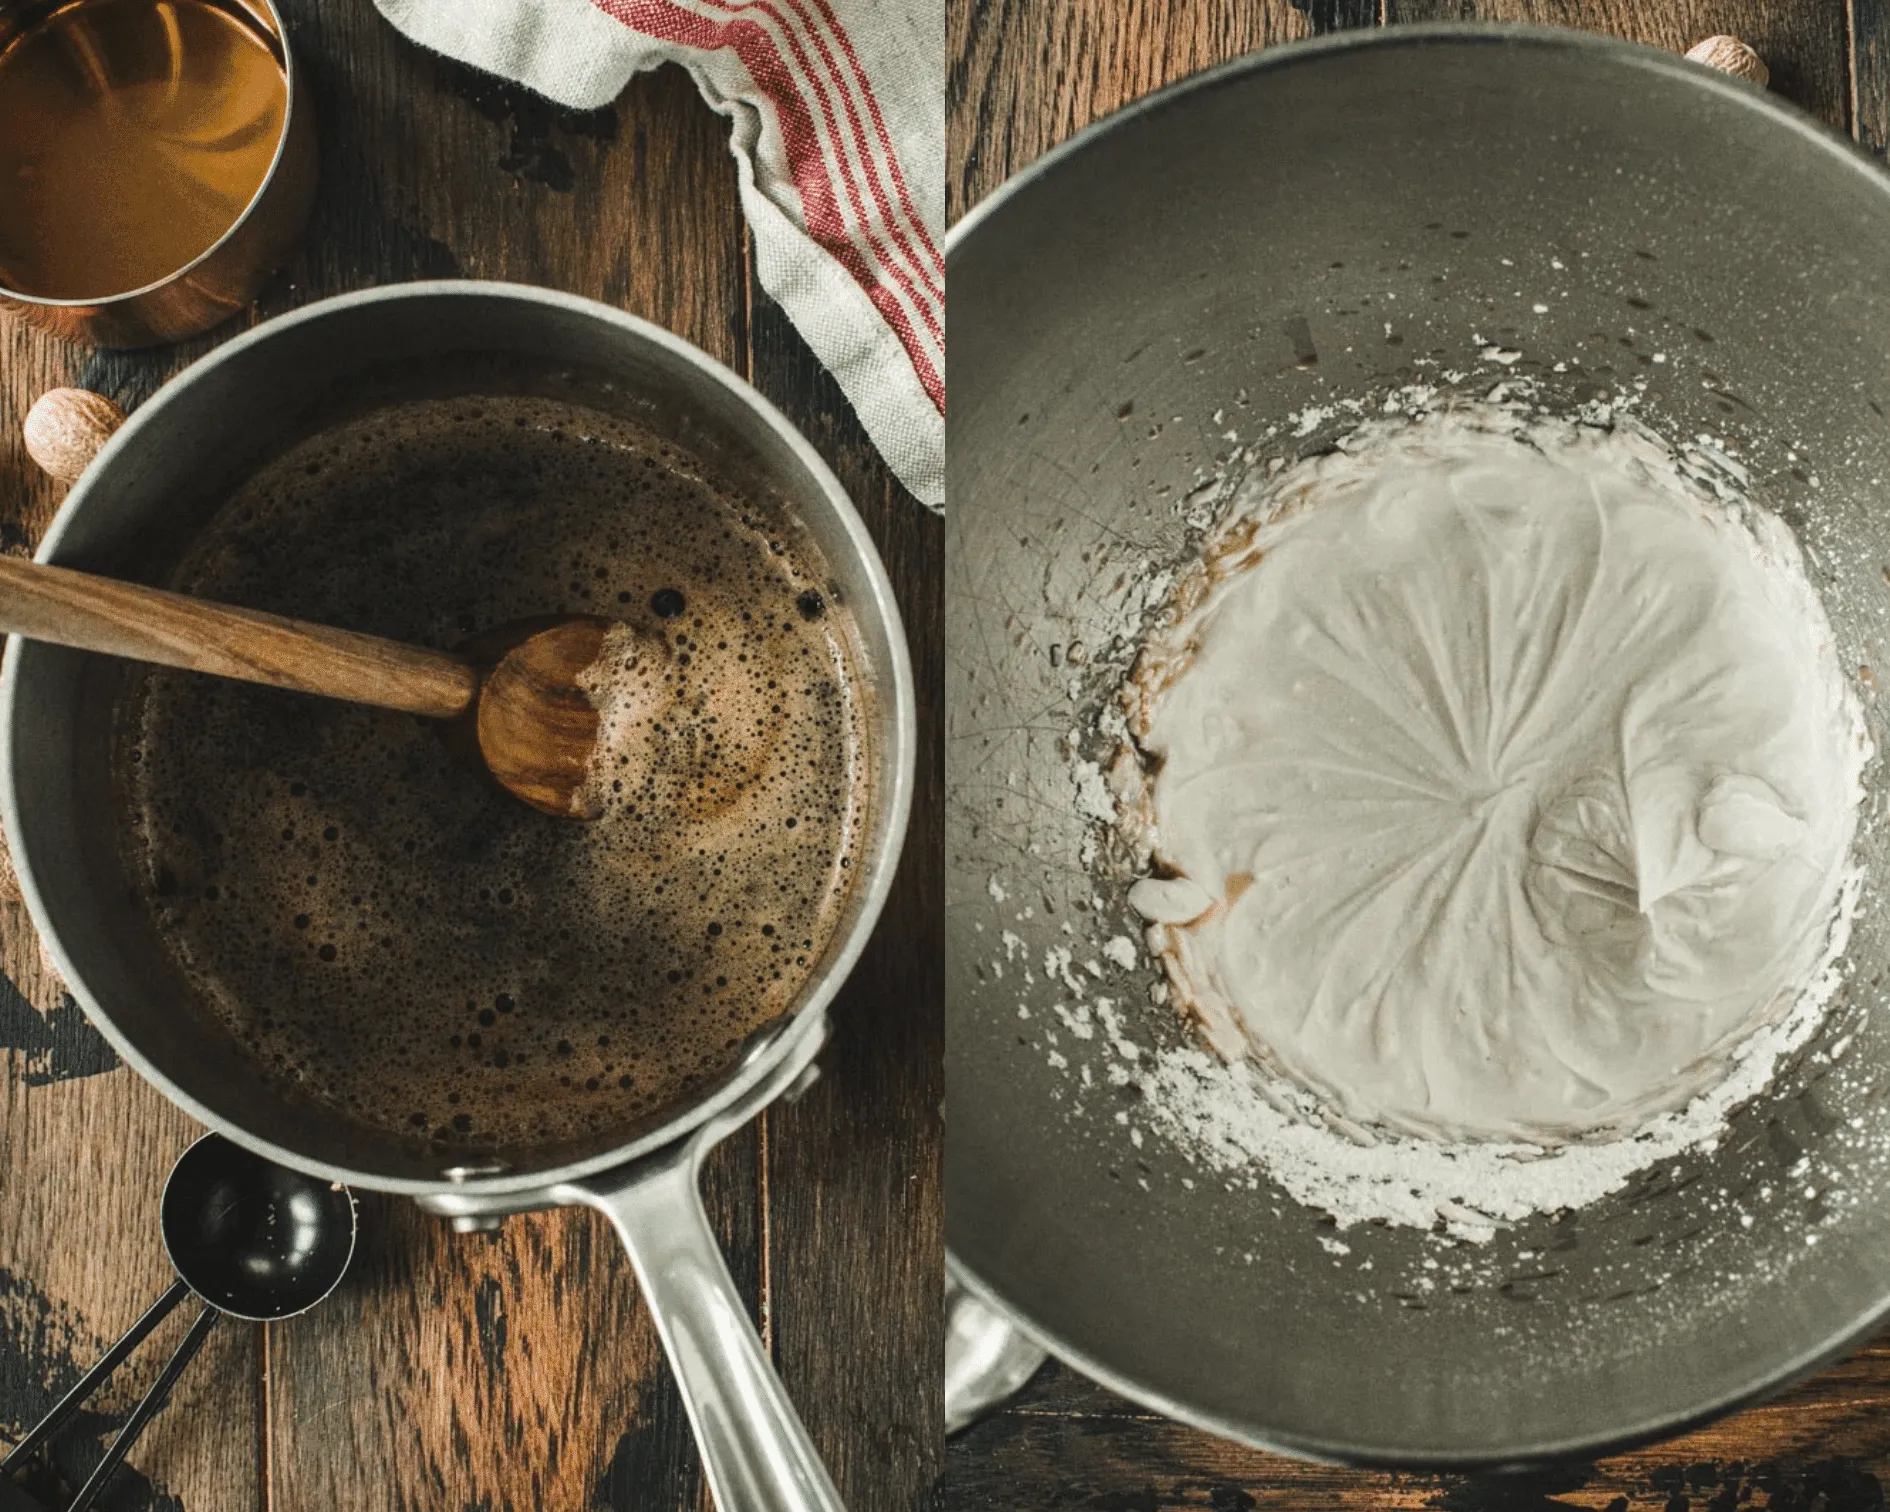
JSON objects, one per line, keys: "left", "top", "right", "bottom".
{"left": 946, "top": 22, "right": 1877, "bottom": 256}
{"left": 948, "top": 1248, "right": 1890, "bottom": 1467}
{"left": 944, "top": 21, "right": 1890, "bottom": 1463}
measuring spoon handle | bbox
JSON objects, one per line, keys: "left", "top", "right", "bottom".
{"left": 0, "top": 1278, "right": 191, "bottom": 1471}
{"left": 66, "top": 1304, "right": 220, "bottom": 1512}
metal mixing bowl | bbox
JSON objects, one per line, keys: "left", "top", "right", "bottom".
{"left": 947, "top": 24, "right": 1890, "bottom": 1463}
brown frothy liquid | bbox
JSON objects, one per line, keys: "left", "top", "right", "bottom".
{"left": 117, "top": 395, "right": 870, "bottom": 1155}
{"left": 0, "top": 0, "right": 289, "bottom": 300}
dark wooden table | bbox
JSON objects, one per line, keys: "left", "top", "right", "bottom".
{"left": 0, "top": 5, "right": 941, "bottom": 1509}
{"left": 944, "top": 2, "right": 1890, "bottom": 1508}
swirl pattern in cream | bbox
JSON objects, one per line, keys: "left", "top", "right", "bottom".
{"left": 1126, "top": 409, "right": 1864, "bottom": 1143}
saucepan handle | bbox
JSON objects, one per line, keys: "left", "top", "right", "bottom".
{"left": 575, "top": 1147, "right": 845, "bottom": 1512}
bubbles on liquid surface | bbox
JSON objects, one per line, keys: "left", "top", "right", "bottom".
{"left": 118, "top": 395, "right": 870, "bottom": 1156}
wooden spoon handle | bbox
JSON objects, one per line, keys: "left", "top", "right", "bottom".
{"left": 0, "top": 556, "right": 479, "bottom": 719}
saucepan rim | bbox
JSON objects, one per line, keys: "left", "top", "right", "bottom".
{"left": 0, "top": 278, "right": 917, "bottom": 1199}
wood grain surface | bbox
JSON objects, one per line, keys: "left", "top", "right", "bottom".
{"left": 0, "top": 4, "right": 942, "bottom": 1510}
{"left": 944, "top": 1, "right": 1890, "bottom": 1509}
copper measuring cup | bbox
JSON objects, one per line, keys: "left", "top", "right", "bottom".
{"left": 0, "top": 0, "right": 316, "bottom": 348}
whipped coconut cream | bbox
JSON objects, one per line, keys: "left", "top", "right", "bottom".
{"left": 1122, "top": 406, "right": 1867, "bottom": 1145}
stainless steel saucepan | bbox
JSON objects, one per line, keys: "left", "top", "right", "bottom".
{"left": 1, "top": 281, "right": 915, "bottom": 1510}
{"left": 948, "top": 25, "right": 1890, "bottom": 1463}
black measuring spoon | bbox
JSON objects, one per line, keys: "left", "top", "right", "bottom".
{"left": 1, "top": 1133, "right": 356, "bottom": 1512}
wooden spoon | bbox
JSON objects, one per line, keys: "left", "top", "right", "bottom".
{"left": 14, "top": 386, "right": 648, "bottom": 819}
{"left": 0, "top": 555, "right": 627, "bottom": 819}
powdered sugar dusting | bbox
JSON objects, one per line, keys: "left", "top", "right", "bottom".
{"left": 1132, "top": 865, "right": 1858, "bottom": 1241}
{"left": 990, "top": 375, "right": 1874, "bottom": 1245}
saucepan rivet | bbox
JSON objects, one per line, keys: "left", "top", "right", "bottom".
{"left": 442, "top": 1161, "right": 509, "bottom": 1182}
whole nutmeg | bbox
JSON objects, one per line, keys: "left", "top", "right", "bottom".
{"left": 1685, "top": 34, "right": 1770, "bottom": 88}
{"left": 23, "top": 387, "right": 127, "bottom": 485}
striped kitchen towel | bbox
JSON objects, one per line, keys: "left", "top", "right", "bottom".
{"left": 373, "top": 0, "right": 945, "bottom": 509}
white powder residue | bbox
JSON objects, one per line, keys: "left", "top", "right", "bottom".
{"left": 1125, "top": 406, "right": 1867, "bottom": 1145}
{"left": 1010, "top": 382, "right": 1874, "bottom": 1243}
{"left": 1068, "top": 759, "right": 1116, "bottom": 823}
{"left": 1290, "top": 403, "right": 1337, "bottom": 437}
{"left": 1126, "top": 868, "right": 1855, "bottom": 1239}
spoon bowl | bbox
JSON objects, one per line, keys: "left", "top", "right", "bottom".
{"left": 161, "top": 1133, "right": 357, "bottom": 1321}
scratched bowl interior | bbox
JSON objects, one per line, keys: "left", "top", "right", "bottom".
{"left": 946, "top": 26, "right": 1890, "bottom": 1462}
